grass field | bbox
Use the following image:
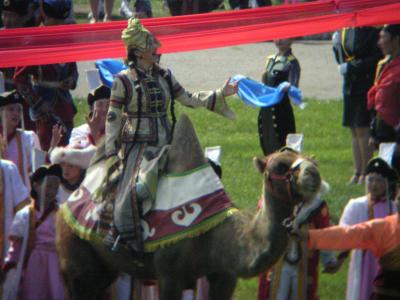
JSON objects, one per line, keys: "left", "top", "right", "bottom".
{"left": 74, "top": 97, "right": 365, "bottom": 299}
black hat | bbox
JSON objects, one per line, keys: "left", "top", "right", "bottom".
{"left": 2, "top": 0, "right": 31, "bottom": 16}
{"left": 87, "top": 85, "right": 111, "bottom": 107}
{"left": 30, "top": 164, "right": 62, "bottom": 199}
{"left": 366, "top": 157, "right": 398, "bottom": 182}
{"left": 0, "top": 90, "right": 24, "bottom": 108}
{"left": 31, "top": 164, "right": 62, "bottom": 184}
{"left": 42, "top": 0, "right": 71, "bottom": 19}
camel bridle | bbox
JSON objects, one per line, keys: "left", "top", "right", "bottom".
{"left": 265, "top": 157, "right": 306, "bottom": 231}
{"left": 265, "top": 157, "right": 305, "bottom": 201}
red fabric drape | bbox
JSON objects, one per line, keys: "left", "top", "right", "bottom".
{"left": 0, "top": 0, "right": 399, "bottom": 67}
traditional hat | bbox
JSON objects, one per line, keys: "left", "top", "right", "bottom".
{"left": 0, "top": 90, "right": 24, "bottom": 108}
{"left": 30, "top": 164, "right": 62, "bottom": 204}
{"left": 2, "top": 0, "right": 32, "bottom": 16}
{"left": 50, "top": 144, "right": 96, "bottom": 169}
{"left": 121, "top": 17, "right": 161, "bottom": 50}
{"left": 366, "top": 157, "right": 398, "bottom": 182}
{"left": 42, "top": 0, "right": 71, "bottom": 19}
{"left": 87, "top": 85, "right": 111, "bottom": 107}
{"left": 31, "top": 164, "right": 62, "bottom": 184}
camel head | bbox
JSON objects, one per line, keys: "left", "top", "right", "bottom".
{"left": 254, "top": 149, "right": 321, "bottom": 207}
{"left": 166, "top": 113, "right": 207, "bottom": 173}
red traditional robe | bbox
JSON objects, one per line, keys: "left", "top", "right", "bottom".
{"left": 258, "top": 199, "right": 333, "bottom": 300}
{"left": 367, "top": 56, "right": 400, "bottom": 129}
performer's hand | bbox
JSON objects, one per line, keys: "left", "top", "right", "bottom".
{"left": 49, "top": 124, "right": 63, "bottom": 152}
{"left": 281, "top": 81, "right": 290, "bottom": 93}
{"left": 338, "top": 63, "right": 348, "bottom": 75}
{"left": 221, "top": 77, "right": 239, "bottom": 97}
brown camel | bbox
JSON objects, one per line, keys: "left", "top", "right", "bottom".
{"left": 56, "top": 114, "right": 322, "bottom": 300}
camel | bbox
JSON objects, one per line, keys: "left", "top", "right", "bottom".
{"left": 56, "top": 114, "right": 322, "bottom": 300}
{"left": 166, "top": 0, "right": 224, "bottom": 15}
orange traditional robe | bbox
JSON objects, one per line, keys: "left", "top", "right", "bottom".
{"left": 308, "top": 214, "right": 400, "bottom": 299}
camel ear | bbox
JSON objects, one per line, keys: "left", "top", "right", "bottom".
{"left": 253, "top": 157, "right": 266, "bottom": 174}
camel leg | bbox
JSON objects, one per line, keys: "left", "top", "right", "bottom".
{"left": 158, "top": 277, "right": 184, "bottom": 300}
{"left": 56, "top": 213, "right": 117, "bottom": 300}
{"left": 207, "top": 273, "right": 237, "bottom": 300}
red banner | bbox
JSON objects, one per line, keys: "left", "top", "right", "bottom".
{"left": 0, "top": 0, "right": 399, "bottom": 67}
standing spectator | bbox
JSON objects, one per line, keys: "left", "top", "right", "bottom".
{"left": 1, "top": 0, "right": 41, "bottom": 131}
{"left": 0, "top": 90, "right": 41, "bottom": 189}
{"left": 0, "top": 158, "right": 29, "bottom": 298}
{"left": 14, "top": 0, "right": 79, "bottom": 151}
{"left": 1, "top": 165, "right": 65, "bottom": 300}
{"left": 89, "top": 0, "right": 114, "bottom": 23}
{"left": 0, "top": 0, "right": 40, "bottom": 29}
{"left": 338, "top": 157, "right": 398, "bottom": 300}
{"left": 258, "top": 39, "right": 300, "bottom": 156}
{"left": 368, "top": 24, "right": 400, "bottom": 149}
{"left": 332, "top": 27, "right": 382, "bottom": 185}
{"left": 120, "top": 0, "right": 153, "bottom": 19}
{"left": 229, "top": 0, "right": 271, "bottom": 10}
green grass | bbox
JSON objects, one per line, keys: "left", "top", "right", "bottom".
{"left": 74, "top": 97, "right": 365, "bottom": 299}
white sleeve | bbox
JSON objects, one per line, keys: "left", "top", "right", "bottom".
{"left": 9, "top": 162, "right": 29, "bottom": 208}
{"left": 9, "top": 207, "right": 30, "bottom": 238}
{"left": 24, "top": 131, "right": 41, "bottom": 170}
{"left": 339, "top": 200, "right": 357, "bottom": 226}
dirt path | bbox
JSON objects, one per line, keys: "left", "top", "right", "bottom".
{"left": 73, "top": 40, "right": 342, "bottom": 101}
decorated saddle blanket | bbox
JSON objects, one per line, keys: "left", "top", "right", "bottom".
{"left": 60, "top": 162, "right": 237, "bottom": 252}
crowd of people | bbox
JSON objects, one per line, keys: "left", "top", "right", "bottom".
{"left": 0, "top": 0, "right": 400, "bottom": 298}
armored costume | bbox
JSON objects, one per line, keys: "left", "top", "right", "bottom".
{"left": 104, "top": 18, "right": 235, "bottom": 252}
{"left": 333, "top": 27, "right": 381, "bottom": 128}
{"left": 258, "top": 49, "right": 300, "bottom": 155}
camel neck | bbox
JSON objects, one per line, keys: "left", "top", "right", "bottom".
{"left": 239, "top": 189, "right": 294, "bottom": 276}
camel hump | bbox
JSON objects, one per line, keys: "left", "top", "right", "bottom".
{"left": 167, "top": 114, "right": 206, "bottom": 173}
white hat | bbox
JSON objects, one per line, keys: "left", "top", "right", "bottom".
{"left": 50, "top": 144, "right": 96, "bottom": 169}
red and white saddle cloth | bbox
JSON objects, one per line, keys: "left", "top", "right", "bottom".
{"left": 60, "top": 163, "right": 238, "bottom": 252}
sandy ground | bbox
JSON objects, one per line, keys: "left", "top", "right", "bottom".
{"left": 73, "top": 40, "right": 343, "bottom": 101}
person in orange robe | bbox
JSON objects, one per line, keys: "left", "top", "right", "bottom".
{"left": 306, "top": 192, "right": 400, "bottom": 300}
